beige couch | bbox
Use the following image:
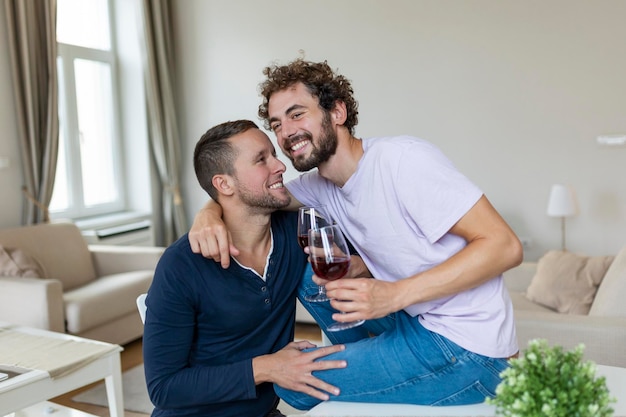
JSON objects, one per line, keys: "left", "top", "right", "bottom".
{"left": 504, "top": 246, "right": 626, "bottom": 367}
{"left": 0, "top": 222, "right": 164, "bottom": 345}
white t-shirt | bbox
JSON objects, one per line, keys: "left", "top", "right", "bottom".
{"left": 287, "top": 135, "right": 518, "bottom": 358}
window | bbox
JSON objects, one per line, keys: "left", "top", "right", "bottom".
{"left": 51, "top": 0, "right": 126, "bottom": 218}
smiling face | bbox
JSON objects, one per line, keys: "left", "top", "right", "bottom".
{"left": 268, "top": 83, "right": 339, "bottom": 172}
{"left": 229, "top": 128, "right": 290, "bottom": 211}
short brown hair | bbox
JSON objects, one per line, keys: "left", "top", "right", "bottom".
{"left": 258, "top": 59, "right": 359, "bottom": 135}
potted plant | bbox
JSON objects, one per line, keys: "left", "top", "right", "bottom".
{"left": 487, "top": 339, "right": 615, "bottom": 417}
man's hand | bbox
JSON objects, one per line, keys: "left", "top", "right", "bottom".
{"left": 324, "top": 278, "right": 402, "bottom": 323}
{"left": 188, "top": 202, "right": 239, "bottom": 268}
{"left": 253, "top": 341, "right": 347, "bottom": 401}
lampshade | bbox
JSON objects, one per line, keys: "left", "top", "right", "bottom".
{"left": 547, "top": 184, "right": 578, "bottom": 218}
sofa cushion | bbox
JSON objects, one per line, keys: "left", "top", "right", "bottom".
{"left": 525, "top": 250, "right": 614, "bottom": 315}
{"left": 0, "top": 223, "right": 97, "bottom": 291}
{"left": 589, "top": 246, "right": 626, "bottom": 318}
{"left": 509, "top": 291, "right": 556, "bottom": 313}
{"left": 0, "top": 246, "right": 45, "bottom": 278}
{"left": 63, "top": 270, "right": 153, "bottom": 334}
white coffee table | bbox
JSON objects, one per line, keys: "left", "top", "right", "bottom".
{"left": 303, "top": 364, "right": 626, "bottom": 416}
{"left": 7, "top": 401, "right": 97, "bottom": 417}
{"left": 0, "top": 323, "right": 124, "bottom": 417}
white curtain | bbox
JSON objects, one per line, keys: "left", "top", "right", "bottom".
{"left": 4, "top": 0, "right": 59, "bottom": 225}
{"left": 139, "top": 0, "right": 187, "bottom": 245}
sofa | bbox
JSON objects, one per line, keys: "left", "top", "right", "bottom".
{"left": 504, "top": 246, "right": 626, "bottom": 367}
{"left": 0, "top": 222, "right": 164, "bottom": 345}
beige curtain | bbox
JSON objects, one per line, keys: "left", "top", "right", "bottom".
{"left": 4, "top": 0, "right": 59, "bottom": 225}
{"left": 139, "top": 0, "right": 187, "bottom": 245}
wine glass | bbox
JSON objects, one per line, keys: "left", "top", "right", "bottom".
{"left": 308, "top": 225, "right": 365, "bottom": 332}
{"left": 298, "top": 206, "right": 333, "bottom": 302}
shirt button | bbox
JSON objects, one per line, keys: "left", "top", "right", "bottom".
{"left": 261, "top": 286, "right": 267, "bottom": 292}
{"left": 265, "top": 299, "right": 270, "bottom": 304}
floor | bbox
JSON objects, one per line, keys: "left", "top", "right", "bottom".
{"left": 49, "top": 323, "right": 323, "bottom": 417}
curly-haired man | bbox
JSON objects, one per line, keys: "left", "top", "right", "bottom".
{"left": 189, "top": 59, "right": 523, "bottom": 409}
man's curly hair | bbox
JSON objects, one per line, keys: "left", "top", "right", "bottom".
{"left": 258, "top": 59, "right": 359, "bottom": 135}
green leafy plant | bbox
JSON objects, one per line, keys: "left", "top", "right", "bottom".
{"left": 487, "top": 339, "right": 615, "bottom": 417}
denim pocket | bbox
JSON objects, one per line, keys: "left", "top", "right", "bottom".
{"left": 470, "top": 353, "right": 510, "bottom": 379}
{"left": 431, "top": 380, "right": 493, "bottom": 406}
{"left": 426, "top": 329, "right": 460, "bottom": 364}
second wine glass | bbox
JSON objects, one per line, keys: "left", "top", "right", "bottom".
{"left": 308, "top": 225, "right": 365, "bottom": 332}
{"left": 298, "top": 206, "right": 333, "bottom": 302}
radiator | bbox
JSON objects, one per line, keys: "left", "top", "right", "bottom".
{"left": 78, "top": 214, "right": 155, "bottom": 246}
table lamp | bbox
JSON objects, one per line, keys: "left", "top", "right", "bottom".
{"left": 547, "top": 184, "right": 578, "bottom": 251}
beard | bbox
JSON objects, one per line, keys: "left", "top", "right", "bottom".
{"left": 236, "top": 180, "right": 290, "bottom": 212}
{"left": 288, "top": 112, "right": 338, "bottom": 172}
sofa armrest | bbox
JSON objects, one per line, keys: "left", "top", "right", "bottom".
{"left": 89, "top": 245, "right": 165, "bottom": 276}
{"left": 503, "top": 262, "right": 537, "bottom": 293}
{"left": 0, "top": 277, "right": 65, "bottom": 332}
{"left": 514, "top": 310, "right": 626, "bottom": 367}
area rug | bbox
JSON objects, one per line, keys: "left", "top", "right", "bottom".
{"left": 72, "top": 364, "right": 154, "bottom": 414}
{"left": 71, "top": 363, "right": 306, "bottom": 415}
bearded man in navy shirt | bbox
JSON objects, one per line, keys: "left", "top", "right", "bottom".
{"left": 142, "top": 120, "right": 347, "bottom": 417}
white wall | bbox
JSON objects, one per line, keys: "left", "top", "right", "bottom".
{"left": 171, "top": 0, "right": 626, "bottom": 261}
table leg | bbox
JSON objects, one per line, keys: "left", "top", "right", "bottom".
{"left": 103, "top": 354, "right": 124, "bottom": 417}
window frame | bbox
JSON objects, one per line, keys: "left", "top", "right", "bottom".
{"left": 52, "top": 0, "right": 127, "bottom": 220}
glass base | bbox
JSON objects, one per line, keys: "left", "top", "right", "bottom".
{"left": 304, "top": 286, "right": 329, "bottom": 303}
{"left": 326, "top": 319, "right": 365, "bottom": 332}
{"left": 304, "top": 293, "right": 330, "bottom": 302}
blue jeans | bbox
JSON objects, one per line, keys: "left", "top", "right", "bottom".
{"left": 275, "top": 271, "right": 510, "bottom": 410}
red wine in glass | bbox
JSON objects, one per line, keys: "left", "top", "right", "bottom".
{"left": 297, "top": 234, "right": 309, "bottom": 249}
{"left": 311, "top": 257, "right": 350, "bottom": 281}
{"left": 298, "top": 206, "right": 333, "bottom": 302}
{"left": 308, "top": 225, "right": 365, "bottom": 332}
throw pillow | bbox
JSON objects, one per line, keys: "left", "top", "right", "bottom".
{"left": 525, "top": 250, "right": 614, "bottom": 315}
{"left": 0, "top": 245, "right": 45, "bottom": 278}
{"left": 588, "top": 245, "right": 626, "bottom": 317}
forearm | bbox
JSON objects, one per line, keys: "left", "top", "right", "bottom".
{"left": 252, "top": 353, "right": 275, "bottom": 384}
{"left": 197, "top": 199, "right": 223, "bottom": 219}
{"left": 190, "top": 194, "right": 302, "bottom": 263}
{"left": 146, "top": 358, "right": 256, "bottom": 407}
{"left": 144, "top": 323, "right": 257, "bottom": 406}
{"left": 395, "top": 230, "right": 522, "bottom": 309}
{"left": 198, "top": 191, "right": 301, "bottom": 214}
